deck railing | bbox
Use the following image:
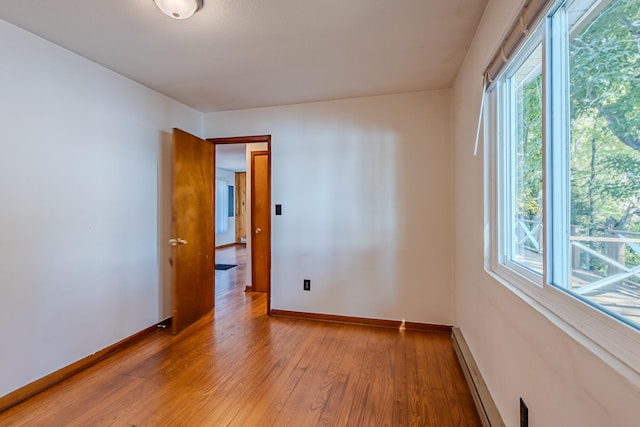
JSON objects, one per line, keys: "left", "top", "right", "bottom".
{"left": 515, "top": 219, "right": 543, "bottom": 254}
{"left": 570, "top": 231, "right": 640, "bottom": 294}
{"left": 514, "top": 219, "right": 640, "bottom": 293}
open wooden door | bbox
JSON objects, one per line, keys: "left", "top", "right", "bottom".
{"left": 171, "top": 128, "right": 215, "bottom": 334}
{"left": 251, "top": 150, "right": 270, "bottom": 293}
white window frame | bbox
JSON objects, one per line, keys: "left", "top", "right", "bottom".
{"left": 486, "top": 0, "right": 640, "bottom": 379}
{"left": 492, "top": 25, "right": 546, "bottom": 287}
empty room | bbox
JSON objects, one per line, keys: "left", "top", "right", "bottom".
{"left": 1, "top": 0, "right": 639, "bottom": 425}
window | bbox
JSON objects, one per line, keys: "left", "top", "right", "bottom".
{"left": 563, "top": 0, "right": 640, "bottom": 326}
{"left": 489, "top": 0, "right": 640, "bottom": 336}
{"left": 501, "top": 39, "right": 544, "bottom": 280}
{"left": 215, "top": 180, "right": 229, "bottom": 233}
{"left": 228, "top": 185, "right": 235, "bottom": 217}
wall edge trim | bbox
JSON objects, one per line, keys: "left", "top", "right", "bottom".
{"left": 270, "top": 309, "right": 451, "bottom": 333}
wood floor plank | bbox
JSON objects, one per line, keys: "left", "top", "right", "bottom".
{"left": 313, "top": 325, "right": 356, "bottom": 426}
{"left": 191, "top": 319, "right": 314, "bottom": 425}
{"left": 322, "top": 323, "right": 373, "bottom": 425}
{"left": 224, "top": 320, "right": 314, "bottom": 425}
{"left": 406, "top": 330, "right": 428, "bottom": 426}
{"left": 360, "top": 328, "right": 396, "bottom": 427}
{"left": 344, "top": 328, "right": 396, "bottom": 427}
{"left": 0, "top": 245, "right": 482, "bottom": 426}
{"left": 268, "top": 322, "right": 337, "bottom": 426}
{"left": 392, "top": 331, "right": 409, "bottom": 427}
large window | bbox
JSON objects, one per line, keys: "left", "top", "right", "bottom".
{"left": 490, "top": 0, "right": 640, "bottom": 333}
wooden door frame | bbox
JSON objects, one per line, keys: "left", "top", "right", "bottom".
{"left": 208, "top": 135, "right": 272, "bottom": 315}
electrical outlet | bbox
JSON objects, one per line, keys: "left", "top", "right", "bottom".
{"left": 520, "top": 398, "right": 528, "bottom": 427}
{"left": 303, "top": 279, "right": 311, "bottom": 291}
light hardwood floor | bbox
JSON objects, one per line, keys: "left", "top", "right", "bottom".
{"left": 0, "top": 245, "right": 481, "bottom": 426}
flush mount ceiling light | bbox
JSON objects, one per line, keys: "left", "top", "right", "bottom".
{"left": 154, "top": 0, "right": 203, "bottom": 20}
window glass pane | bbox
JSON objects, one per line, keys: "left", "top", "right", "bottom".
{"left": 215, "top": 180, "right": 229, "bottom": 233}
{"left": 228, "top": 185, "right": 235, "bottom": 217}
{"left": 508, "top": 44, "right": 544, "bottom": 275}
{"left": 568, "top": 0, "right": 640, "bottom": 326}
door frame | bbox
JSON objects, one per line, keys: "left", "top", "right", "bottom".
{"left": 208, "top": 135, "right": 272, "bottom": 314}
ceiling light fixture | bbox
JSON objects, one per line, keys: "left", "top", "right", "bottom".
{"left": 154, "top": 0, "right": 203, "bottom": 20}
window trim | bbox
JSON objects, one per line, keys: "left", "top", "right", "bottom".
{"left": 485, "top": 0, "right": 640, "bottom": 380}
{"left": 492, "top": 24, "right": 546, "bottom": 287}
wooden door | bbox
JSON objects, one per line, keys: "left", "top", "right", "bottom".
{"left": 251, "top": 151, "right": 270, "bottom": 293}
{"left": 171, "top": 128, "right": 215, "bottom": 334}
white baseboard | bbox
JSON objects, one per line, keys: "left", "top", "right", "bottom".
{"left": 452, "top": 328, "right": 505, "bottom": 427}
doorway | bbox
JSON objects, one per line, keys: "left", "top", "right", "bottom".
{"left": 209, "top": 135, "right": 272, "bottom": 314}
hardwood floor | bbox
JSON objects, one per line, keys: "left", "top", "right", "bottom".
{"left": 0, "top": 245, "right": 481, "bottom": 426}
{"left": 215, "top": 244, "right": 248, "bottom": 298}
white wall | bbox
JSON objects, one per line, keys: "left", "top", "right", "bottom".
{"left": 451, "top": 1, "right": 640, "bottom": 426}
{"left": 0, "top": 19, "right": 203, "bottom": 397}
{"left": 215, "top": 168, "right": 236, "bottom": 247}
{"left": 205, "top": 91, "right": 454, "bottom": 324}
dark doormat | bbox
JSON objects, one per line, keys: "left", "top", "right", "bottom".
{"left": 215, "top": 264, "right": 237, "bottom": 271}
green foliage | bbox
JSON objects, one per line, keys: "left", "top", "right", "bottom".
{"left": 516, "top": 74, "right": 543, "bottom": 220}
{"left": 569, "top": 0, "right": 640, "bottom": 243}
{"left": 570, "top": 0, "right": 640, "bottom": 148}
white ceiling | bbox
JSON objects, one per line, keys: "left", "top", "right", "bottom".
{"left": 216, "top": 144, "right": 246, "bottom": 172}
{"left": 0, "top": 0, "right": 487, "bottom": 113}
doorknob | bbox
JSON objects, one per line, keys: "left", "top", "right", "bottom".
{"left": 169, "top": 238, "right": 188, "bottom": 246}
{"left": 255, "top": 228, "right": 262, "bottom": 234}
